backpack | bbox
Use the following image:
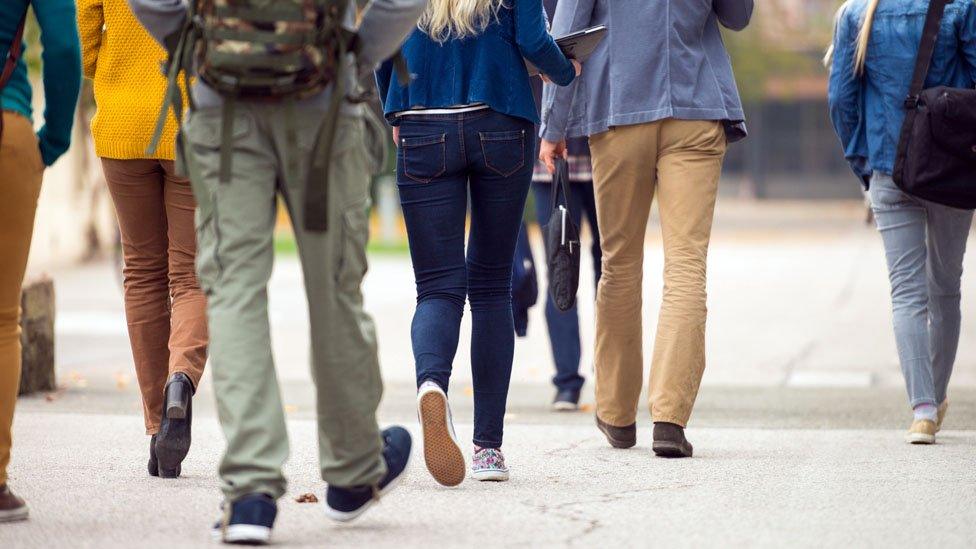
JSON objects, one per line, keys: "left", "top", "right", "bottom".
{"left": 149, "top": 0, "right": 406, "bottom": 232}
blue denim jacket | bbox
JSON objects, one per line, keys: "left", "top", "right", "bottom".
{"left": 539, "top": 0, "right": 753, "bottom": 142}
{"left": 376, "top": 1, "right": 576, "bottom": 125}
{"left": 828, "top": 0, "right": 976, "bottom": 183}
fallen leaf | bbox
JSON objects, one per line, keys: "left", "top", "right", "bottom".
{"left": 295, "top": 493, "right": 319, "bottom": 503}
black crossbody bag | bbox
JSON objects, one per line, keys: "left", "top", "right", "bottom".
{"left": 541, "top": 159, "right": 582, "bottom": 312}
{"left": 893, "top": 0, "right": 976, "bottom": 209}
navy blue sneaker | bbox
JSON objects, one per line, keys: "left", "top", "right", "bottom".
{"left": 211, "top": 493, "right": 277, "bottom": 545}
{"left": 323, "top": 426, "right": 412, "bottom": 522}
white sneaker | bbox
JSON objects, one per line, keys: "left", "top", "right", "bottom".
{"left": 417, "top": 381, "right": 466, "bottom": 486}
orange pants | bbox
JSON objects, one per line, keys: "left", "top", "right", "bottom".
{"left": 101, "top": 158, "right": 208, "bottom": 434}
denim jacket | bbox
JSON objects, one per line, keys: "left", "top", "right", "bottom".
{"left": 827, "top": 0, "right": 976, "bottom": 184}
{"left": 376, "top": 1, "right": 577, "bottom": 125}
{"left": 539, "top": 0, "right": 753, "bottom": 142}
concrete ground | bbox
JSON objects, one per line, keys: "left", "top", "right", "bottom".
{"left": 3, "top": 199, "right": 976, "bottom": 548}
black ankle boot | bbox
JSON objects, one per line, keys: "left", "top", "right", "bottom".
{"left": 155, "top": 373, "right": 194, "bottom": 478}
{"left": 652, "top": 422, "right": 693, "bottom": 458}
{"left": 148, "top": 434, "right": 159, "bottom": 477}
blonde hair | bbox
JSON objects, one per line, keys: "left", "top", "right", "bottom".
{"left": 824, "top": 0, "right": 880, "bottom": 75}
{"left": 418, "top": 0, "right": 506, "bottom": 43}
{"left": 853, "top": 0, "right": 881, "bottom": 75}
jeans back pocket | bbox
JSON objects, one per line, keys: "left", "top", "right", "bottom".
{"left": 401, "top": 133, "right": 447, "bottom": 184}
{"left": 479, "top": 130, "right": 526, "bottom": 177}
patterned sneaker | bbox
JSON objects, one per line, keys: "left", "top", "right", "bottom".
{"left": 417, "top": 381, "right": 465, "bottom": 486}
{"left": 471, "top": 447, "right": 509, "bottom": 482}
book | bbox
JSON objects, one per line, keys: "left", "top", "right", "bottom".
{"left": 526, "top": 25, "right": 608, "bottom": 77}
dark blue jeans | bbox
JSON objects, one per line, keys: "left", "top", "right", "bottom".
{"left": 396, "top": 109, "right": 534, "bottom": 449}
{"left": 532, "top": 180, "right": 602, "bottom": 393}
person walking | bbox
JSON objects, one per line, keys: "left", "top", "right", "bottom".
{"left": 539, "top": 0, "right": 753, "bottom": 458}
{"left": 129, "top": 0, "right": 425, "bottom": 543}
{"left": 0, "top": 0, "right": 81, "bottom": 522}
{"left": 527, "top": 0, "right": 601, "bottom": 412}
{"left": 78, "top": 0, "right": 208, "bottom": 479}
{"left": 827, "top": 0, "right": 976, "bottom": 444}
{"left": 376, "top": 0, "right": 580, "bottom": 485}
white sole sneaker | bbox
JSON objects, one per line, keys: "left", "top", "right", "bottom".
{"left": 471, "top": 468, "right": 510, "bottom": 482}
{"left": 210, "top": 524, "right": 271, "bottom": 544}
{"left": 417, "top": 383, "right": 466, "bottom": 487}
{"left": 906, "top": 432, "right": 936, "bottom": 444}
{"left": 0, "top": 505, "right": 29, "bottom": 523}
{"left": 551, "top": 401, "right": 578, "bottom": 412}
{"left": 322, "top": 449, "right": 412, "bottom": 523}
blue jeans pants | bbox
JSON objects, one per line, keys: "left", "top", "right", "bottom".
{"left": 531, "top": 180, "right": 602, "bottom": 393}
{"left": 869, "top": 172, "right": 973, "bottom": 408}
{"left": 396, "top": 109, "right": 533, "bottom": 449}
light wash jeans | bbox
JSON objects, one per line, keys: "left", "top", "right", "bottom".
{"left": 869, "top": 172, "right": 974, "bottom": 408}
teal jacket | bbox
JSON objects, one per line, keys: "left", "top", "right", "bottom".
{"left": 0, "top": 0, "right": 82, "bottom": 166}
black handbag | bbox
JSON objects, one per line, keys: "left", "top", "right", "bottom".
{"left": 892, "top": 0, "right": 976, "bottom": 209}
{"left": 541, "top": 159, "right": 581, "bottom": 312}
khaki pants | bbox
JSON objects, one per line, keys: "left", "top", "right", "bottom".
{"left": 101, "top": 158, "right": 208, "bottom": 435}
{"left": 182, "top": 103, "right": 384, "bottom": 501}
{"left": 588, "top": 119, "right": 726, "bottom": 428}
{"left": 0, "top": 112, "right": 44, "bottom": 485}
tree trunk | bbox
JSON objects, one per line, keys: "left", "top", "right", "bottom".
{"left": 18, "top": 277, "right": 56, "bottom": 395}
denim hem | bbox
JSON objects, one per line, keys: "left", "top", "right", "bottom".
{"left": 473, "top": 439, "right": 502, "bottom": 449}
{"left": 909, "top": 397, "right": 938, "bottom": 409}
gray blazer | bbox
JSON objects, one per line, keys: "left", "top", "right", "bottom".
{"left": 540, "top": 0, "right": 753, "bottom": 142}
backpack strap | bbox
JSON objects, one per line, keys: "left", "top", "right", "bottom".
{"left": 303, "top": 0, "right": 350, "bottom": 232}
{"left": 1, "top": 9, "right": 29, "bottom": 143}
{"left": 147, "top": 13, "right": 198, "bottom": 157}
{"left": 903, "top": 0, "right": 950, "bottom": 110}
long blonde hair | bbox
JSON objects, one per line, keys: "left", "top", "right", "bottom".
{"left": 853, "top": 0, "right": 881, "bottom": 75}
{"left": 823, "top": 0, "right": 880, "bottom": 75}
{"left": 418, "top": 0, "right": 506, "bottom": 43}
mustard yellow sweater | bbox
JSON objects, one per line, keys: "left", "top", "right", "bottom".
{"left": 78, "top": 0, "right": 177, "bottom": 160}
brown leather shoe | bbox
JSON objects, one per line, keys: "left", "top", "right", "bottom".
{"left": 936, "top": 400, "right": 949, "bottom": 432}
{"left": 595, "top": 415, "right": 636, "bottom": 449}
{"left": 652, "top": 422, "right": 693, "bottom": 458}
{"left": 0, "top": 484, "right": 29, "bottom": 523}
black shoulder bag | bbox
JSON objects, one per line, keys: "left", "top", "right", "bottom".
{"left": 542, "top": 159, "right": 581, "bottom": 312}
{"left": 893, "top": 0, "right": 976, "bottom": 209}
{"left": 0, "top": 10, "right": 29, "bottom": 143}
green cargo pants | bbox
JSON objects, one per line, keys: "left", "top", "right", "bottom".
{"left": 182, "top": 101, "right": 386, "bottom": 502}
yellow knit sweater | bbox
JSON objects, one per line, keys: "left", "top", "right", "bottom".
{"left": 78, "top": 0, "right": 178, "bottom": 160}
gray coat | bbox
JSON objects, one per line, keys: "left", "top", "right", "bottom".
{"left": 540, "top": 0, "right": 753, "bottom": 142}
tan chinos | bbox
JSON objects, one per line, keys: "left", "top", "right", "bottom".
{"left": 588, "top": 119, "right": 727, "bottom": 428}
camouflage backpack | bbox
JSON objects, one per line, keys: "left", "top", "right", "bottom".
{"left": 149, "top": 0, "right": 365, "bottom": 232}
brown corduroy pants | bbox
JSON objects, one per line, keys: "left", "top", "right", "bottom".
{"left": 101, "top": 158, "right": 208, "bottom": 435}
{"left": 588, "top": 119, "right": 727, "bottom": 429}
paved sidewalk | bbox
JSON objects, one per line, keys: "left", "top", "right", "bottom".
{"left": 3, "top": 413, "right": 975, "bottom": 548}
{"left": 5, "top": 200, "right": 976, "bottom": 547}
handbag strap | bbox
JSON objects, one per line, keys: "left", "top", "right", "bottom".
{"left": 548, "top": 157, "right": 574, "bottom": 215}
{"left": 1, "top": 10, "right": 28, "bottom": 95}
{"left": 1, "top": 9, "right": 29, "bottom": 142}
{"left": 904, "top": 0, "right": 950, "bottom": 109}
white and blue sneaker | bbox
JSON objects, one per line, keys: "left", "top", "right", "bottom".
{"left": 211, "top": 493, "right": 277, "bottom": 545}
